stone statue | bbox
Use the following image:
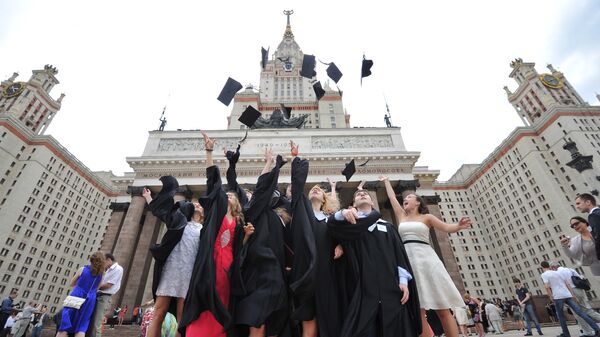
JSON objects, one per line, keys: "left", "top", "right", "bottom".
{"left": 251, "top": 109, "right": 309, "bottom": 129}
{"left": 384, "top": 113, "right": 392, "bottom": 128}
{"left": 159, "top": 116, "right": 167, "bottom": 131}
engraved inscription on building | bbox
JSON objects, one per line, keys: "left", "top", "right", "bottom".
{"left": 311, "top": 135, "right": 393, "bottom": 149}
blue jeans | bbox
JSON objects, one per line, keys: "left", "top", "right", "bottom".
{"left": 555, "top": 297, "right": 600, "bottom": 337}
{"left": 30, "top": 325, "right": 43, "bottom": 337}
{"left": 523, "top": 303, "right": 542, "bottom": 334}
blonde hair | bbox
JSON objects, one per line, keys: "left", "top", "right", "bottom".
{"left": 89, "top": 251, "right": 105, "bottom": 276}
{"left": 226, "top": 192, "right": 245, "bottom": 224}
{"left": 310, "top": 185, "right": 340, "bottom": 214}
{"left": 275, "top": 207, "right": 291, "bottom": 225}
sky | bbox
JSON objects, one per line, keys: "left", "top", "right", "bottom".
{"left": 1, "top": 0, "right": 599, "bottom": 181}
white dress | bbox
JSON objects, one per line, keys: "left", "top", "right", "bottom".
{"left": 398, "top": 221, "right": 465, "bottom": 310}
{"left": 156, "top": 221, "right": 202, "bottom": 298}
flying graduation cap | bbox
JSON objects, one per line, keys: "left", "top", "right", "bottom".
{"left": 217, "top": 77, "right": 243, "bottom": 106}
{"left": 326, "top": 62, "right": 343, "bottom": 83}
{"left": 238, "top": 105, "right": 262, "bottom": 128}
{"left": 261, "top": 47, "right": 269, "bottom": 70}
{"left": 300, "top": 54, "right": 317, "bottom": 78}
{"left": 341, "top": 159, "right": 356, "bottom": 182}
{"left": 361, "top": 54, "right": 374, "bottom": 85}
{"left": 312, "top": 81, "right": 326, "bottom": 100}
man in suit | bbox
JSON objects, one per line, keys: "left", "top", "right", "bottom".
{"left": 575, "top": 193, "right": 600, "bottom": 259}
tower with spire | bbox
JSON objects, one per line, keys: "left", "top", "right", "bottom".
{"left": 504, "top": 58, "right": 587, "bottom": 126}
{"left": 227, "top": 10, "right": 349, "bottom": 129}
{"left": 0, "top": 65, "right": 65, "bottom": 134}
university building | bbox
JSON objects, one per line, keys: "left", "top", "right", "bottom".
{"left": 435, "top": 59, "right": 600, "bottom": 300}
{"left": 0, "top": 66, "right": 119, "bottom": 313}
{"left": 100, "top": 12, "right": 464, "bottom": 319}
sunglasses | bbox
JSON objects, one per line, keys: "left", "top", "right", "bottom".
{"left": 570, "top": 221, "right": 583, "bottom": 228}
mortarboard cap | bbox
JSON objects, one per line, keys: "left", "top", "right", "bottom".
{"left": 300, "top": 54, "right": 317, "bottom": 78}
{"left": 261, "top": 47, "right": 269, "bottom": 70}
{"left": 361, "top": 55, "right": 374, "bottom": 84}
{"left": 238, "top": 105, "right": 262, "bottom": 128}
{"left": 326, "top": 62, "right": 343, "bottom": 83}
{"left": 217, "top": 77, "right": 243, "bottom": 106}
{"left": 341, "top": 159, "right": 356, "bottom": 182}
{"left": 279, "top": 103, "right": 292, "bottom": 119}
{"left": 313, "top": 81, "right": 326, "bottom": 100}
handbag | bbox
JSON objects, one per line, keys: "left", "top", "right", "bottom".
{"left": 63, "top": 295, "right": 86, "bottom": 309}
{"left": 572, "top": 275, "right": 591, "bottom": 291}
{"left": 63, "top": 270, "right": 100, "bottom": 309}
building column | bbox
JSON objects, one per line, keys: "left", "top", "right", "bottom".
{"left": 423, "top": 194, "right": 466, "bottom": 295}
{"left": 112, "top": 186, "right": 147, "bottom": 307}
{"left": 100, "top": 202, "right": 129, "bottom": 253}
{"left": 118, "top": 211, "right": 161, "bottom": 319}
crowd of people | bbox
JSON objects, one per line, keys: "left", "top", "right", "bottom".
{"left": 2, "top": 133, "right": 600, "bottom": 337}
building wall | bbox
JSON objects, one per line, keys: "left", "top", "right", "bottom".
{"left": 0, "top": 116, "right": 117, "bottom": 313}
{"left": 435, "top": 107, "right": 600, "bottom": 300}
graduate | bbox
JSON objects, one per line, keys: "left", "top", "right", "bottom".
{"left": 232, "top": 148, "right": 289, "bottom": 337}
{"left": 287, "top": 141, "right": 343, "bottom": 337}
{"left": 327, "top": 189, "right": 422, "bottom": 337}
{"left": 178, "top": 132, "right": 253, "bottom": 337}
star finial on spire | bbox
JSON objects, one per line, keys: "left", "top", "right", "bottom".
{"left": 283, "top": 9, "right": 294, "bottom": 39}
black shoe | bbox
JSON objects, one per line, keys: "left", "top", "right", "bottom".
{"left": 525, "top": 333, "right": 533, "bottom": 336}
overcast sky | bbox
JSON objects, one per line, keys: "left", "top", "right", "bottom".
{"left": 1, "top": 0, "right": 599, "bottom": 181}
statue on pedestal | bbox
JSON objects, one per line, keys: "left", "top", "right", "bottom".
{"left": 251, "top": 109, "right": 309, "bottom": 129}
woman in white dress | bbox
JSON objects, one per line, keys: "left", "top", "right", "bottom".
{"left": 382, "top": 176, "right": 471, "bottom": 337}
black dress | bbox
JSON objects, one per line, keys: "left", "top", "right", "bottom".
{"left": 232, "top": 155, "right": 288, "bottom": 336}
{"left": 327, "top": 211, "right": 422, "bottom": 337}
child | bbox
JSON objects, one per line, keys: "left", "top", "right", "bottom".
{"left": 0, "top": 310, "right": 17, "bottom": 337}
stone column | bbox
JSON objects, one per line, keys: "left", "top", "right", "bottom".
{"left": 100, "top": 202, "right": 129, "bottom": 253}
{"left": 423, "top": 194, "right": 466, "bottom": 294}
{"left": 112, "top": 186, "right": 147, "bottom": 307}
{"left": 118, "top": 211, "right": 161, "bottom": 319}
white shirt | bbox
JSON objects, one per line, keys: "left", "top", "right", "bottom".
{"left": 3, "top": 316, "right": 15, "bottom": 329}
{"left": 100, "top": 262, "right": 123, "bottom": 295}
{"left": 590, "top": 207, "right": 600, "bottom": 214}
{"left": 556, "top": 266, "right": 580, "bottom": 288}
{"left": 541, "top": 269, "right": 572, "bottom": 299}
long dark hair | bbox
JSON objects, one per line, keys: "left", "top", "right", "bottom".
{"left": 570, "top": 216, "right": 589, "bottom": 226}
{"left": 89, "top": 251, "right": 105, "bottom": 276}
{"left": 413, "top": 194, "right": 429, "bottom": 215}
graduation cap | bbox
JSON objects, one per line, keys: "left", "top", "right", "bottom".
{"left": 341, "top": 159, "right": 356, "bottom": 182}
{"left": 312, "top": 81, "right": 326, "bottom": 100}
{"left": 279, "top": 103, "right": 292, "bottom": 119}
{"left": 300, "top": 54, "right": 317, "bottom": 78}
{"left": 361, "top": 54, "right": 374, "bottom": 84}
{"left": 261, "top": 47, "right": 269, "bottom": 70}
{"left": 326, "top": 62, "right": 343, "bottom": 84}
{"left": 217, "top": 77, "right": 243, "bottom": 106}
{"left": 238, "top": 105, "right": 262, "bottom": 128}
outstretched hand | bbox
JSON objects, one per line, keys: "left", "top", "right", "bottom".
{"left": 457, "top": 217, "right": 472, "bottom": 230}
{"left": 327, "top": 177, "right": 336, "bottom": 190}
{"left": 290, "top": 140, "right": 299, "bottom": 157}
{"left": 264, "top": 147, "right": 273, "bottom": 162}
{"left": 201, "top": 131, "right": 215, "bottom": 151}
{"left": 342, "top": 207, "right": 359, "bottom": 224}
{"left": 379, "top": 175, "right": 389, "bottom": 182}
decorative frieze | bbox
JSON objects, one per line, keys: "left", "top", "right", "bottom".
{"left": 311, "top": 135, "right": 393, "bottom": 149}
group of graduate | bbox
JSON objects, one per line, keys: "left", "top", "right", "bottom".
{"left": 141, "top": 131, "right": 473, "bottom": 337}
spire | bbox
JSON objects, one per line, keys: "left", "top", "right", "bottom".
{"left": 283, "top": 9, "right": 294, "bottom": 39}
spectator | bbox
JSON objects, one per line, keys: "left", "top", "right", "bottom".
{"left": 109, "top": 308, "right": 120, "bottom": 329}
{"left": 118, "top": 306, "right": 126, "bottom": 326}
{"left": 511, "top": 300, "right": 525, "bottom": 331}
{"left": 88, "top": 254, "right": 123, "bottom": 337}
{"left": 545, "top": 302, "right": 557, "bottom": 323}
{"left": 574, "top": 193, "right": 600, "bottom": 260}
{"left": 0, "top": 291, "right": 18, "bottom": 331}
{"left": 514, "top": 279, "right": 543, "bottom": 336}
{"left": 0, "top": 310, "right": 18, "bottom": 337}
{"left": 484, "top": 300, "right": 503, "bottom": 334}
{"left": 30, "top": 306, "right": 47, "bottom": 337}
{"left": 464, "top": 294, "right": 485, "bottom": 337}
{"left": 14, "top": 301, "right": 36, "bottom": 337}
{"left": 561, "top": 216, "right": 600, "bottom": 276}
{"left": 132, "top": 306, "right": 140, "bottom": 326}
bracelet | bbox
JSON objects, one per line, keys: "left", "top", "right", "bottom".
{"left": 205, "top": 148, "right": 213, "bottom": 152}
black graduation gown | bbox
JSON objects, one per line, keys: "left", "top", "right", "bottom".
{"left": 148, "top": 176, "right": 196, "bottom": 316}
{"left": 178, "top": 165, "right": 245, "bottom": 336}
{"left": 288, "top": 157, "right": 342, "bottom": 337}
{"left": 232, "top": 155, "right": 288, "bottom": 336}
{"left": 225, "top": 146, "right": 250, "bottom": 209}
{"left": 327, "top": 211, "right": 422, "bottom": 337}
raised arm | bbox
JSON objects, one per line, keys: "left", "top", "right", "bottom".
{"left": 380, "top": 176, "right": 404, "bottom": 223}
{"left": 261, "top": 148, "right": 274, "bottom": 175}
{"left": 142, "top": 188, "right": 152, "bottom": 204}
{"left": 202, "top": 131, "right": 215, "bottom": 168}
{"left": 425, "top": 214, "right": 472, "bottom": 233}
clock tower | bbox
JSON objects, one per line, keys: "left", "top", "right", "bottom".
{"left": 503, "top": 58, "right": 586, "bottom": 125}
{"left": 227, "top": 11, "right": 349, "bottom": 129}
{"left": 0, "top": 64, "right": 65, "bottom": 135}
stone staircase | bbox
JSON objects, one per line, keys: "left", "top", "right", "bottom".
{"left": 41, "top": 324, "right": 141, "bottom": 337}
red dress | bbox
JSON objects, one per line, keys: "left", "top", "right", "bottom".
{"left": 187, "top": 216, "right": 236, "bottom": 337}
